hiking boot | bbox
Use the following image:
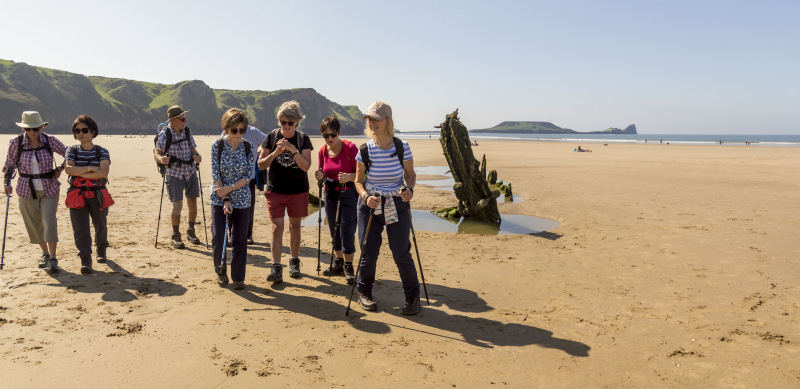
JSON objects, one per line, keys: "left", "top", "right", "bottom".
{"left": 402, "top": 296, "right": 421, "bottom": 315}
{"left": 171, "top": 233, "right": 186, "bottom": 249}
{"left": 38, "top": 253, "right": 50, "bottom": 268}
{"left": 79, "top": 254, "right": 92, "bottom": 274}
{"left": 323, "top": 258, "right": 344, "bottom": 277}
{"left": 47, "top": 257, "right": 59, "bottom": 273}
{"left": 186, "top": 228, "right": 201, "bottom": 245}
{"left": 96, "top": 246, "right": 107, "bottom": 263}
{"left": 343, "top": 262, "right": 355, "bottom": 285}
{"left": 217, "top": 266, "right": 229, "bottom": 287}
{"left": 266, "top": 263, "right": 283, "bottom": 283}
{"left": 288, "top": 257, "right": 301, "bottom": 278}
{"left": 233, "top": 281, "right": 246, "bottom": 290}
{"left": 358, "top": 292, "right": 377, "bottom": 311}
{"left": 246, "top": 237, "right": 254, "bottom": 245}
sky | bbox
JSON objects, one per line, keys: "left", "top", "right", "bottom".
{"left": 2, "top": 0, "right": 799, "bottom": 134}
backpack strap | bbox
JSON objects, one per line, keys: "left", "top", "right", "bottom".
{"left": 360, "top": 138, "right": 405, "bottom": 175}
{"left": 216, "top": 137, "right": 253, "bottom": 180}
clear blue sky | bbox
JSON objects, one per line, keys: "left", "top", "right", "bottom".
{"left": 2, "top": 0, "right": 798, "bottom": 134}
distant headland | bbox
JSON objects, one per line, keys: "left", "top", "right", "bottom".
{"left": 472, "top": 121, "right": 637, "bottom": 135}
{"left": 0, "top": 59, "right": 365, "bottom": 135}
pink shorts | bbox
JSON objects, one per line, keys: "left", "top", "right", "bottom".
{"left": 265, "top": 191, "right": 309, "bottom": 219}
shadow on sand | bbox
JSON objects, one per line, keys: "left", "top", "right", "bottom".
{"left": 44, "top": 259, "right": 187, "bottom": 302}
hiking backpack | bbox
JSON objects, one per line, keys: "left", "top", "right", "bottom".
{"left": 214, "top": 137, "right": 252, "bottom": 180}
{"left": 359, "top": 137, "right": 405, "bottom": 175}
{"left": 154, "top": 124, "right": 194, "bottom": 175}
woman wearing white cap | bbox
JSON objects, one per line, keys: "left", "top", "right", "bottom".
{"left": 3, "top": 111, "right": 67, "bottom": 272}
{"left": 353, "top": 101, "right": 421, "bottom": 315}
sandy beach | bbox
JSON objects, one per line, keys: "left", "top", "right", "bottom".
{"left": 0, "top": 134, "right": 798, "bottom": 387}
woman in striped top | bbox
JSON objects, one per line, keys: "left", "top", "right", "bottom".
{"left": 354, "top": 101, "right": 421, "bottom": 315}
{"left": 64, "top": 115, "right": 111, "bottom": 274}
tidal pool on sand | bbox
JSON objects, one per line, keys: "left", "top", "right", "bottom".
{"left": 303, "top": 209, "right": 558, "bottom": 236}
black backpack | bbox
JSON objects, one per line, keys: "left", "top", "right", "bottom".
{"left": 154, "top": 124, "right": 193, "bottom": 175}
{"left": 214, "top": 137, "right": 251, "bottom": 180}
{"left": 359, "top": 137, "right": 404, "bottom": 175}
{"left": 15, "top": 133, "right": 54, "bottom": 167}
{"left": 266, "top": 128, "right": 305, "bottom": 159}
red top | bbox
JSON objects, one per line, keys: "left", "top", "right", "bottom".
{"left": 318, "top": 139, "right": 358, "bottom": 180}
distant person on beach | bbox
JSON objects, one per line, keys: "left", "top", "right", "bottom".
{"left": 354, "top": 101, "right": 421, "bottom": 315}
{"left": 64, "top": 115, "right": 112, "bottom": 274}
{"left": 314, "top": 115, "right": 358, "bottom": 284}
{"left": 3, "top": 111, "right": 66, "bottom": 272}
{"left": 257, "top": 101, "right": 313, "bottom": 283}
{"left": 153, "top": 105, "right": 203, "bottom": 249}
{"left": 211, "top": 109, "right": 255, "bottom": 290}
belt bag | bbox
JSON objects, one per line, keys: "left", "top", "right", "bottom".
{"left": 66, "top": 177, "right": 115, "bottom": 210}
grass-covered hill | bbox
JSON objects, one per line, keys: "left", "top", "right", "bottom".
{"left": 0, "top": 59, "right": 364, "bottom": 135}
{"left": 472, "top": 121, "right": 637, "bottom": 134}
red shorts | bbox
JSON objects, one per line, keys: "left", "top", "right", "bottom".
{"left": 265, "top": 191, "right": 309, "bottom": 219}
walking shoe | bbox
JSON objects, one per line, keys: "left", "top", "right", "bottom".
{"left": 358, "top": 292, "right": 377, "bottom": 311}
{"left": 186, "top": 228, "right": 201, "bottom": 245}
{"left": 38, "top": 253, "right": 50, "bottom": 268}
{"left": 96, "top": 246, "right": 107, "bottom": 263}
{"left": 171, "top": 233, "right": 186, "bottom": 249}
{"left": 322, "top": 258, "right": 344, "bottom": 277}
{"left": 233, "top": 281, "right": 246, "bottom": 290}
{"left": 217, "top": 266, "right": 229, "bottom": 287}
{"left": 79, "top": 254, "right": 92, "bottom": 274}
{"left": 47, "top": 257, "right": 59, "bottom": 273}
{"left": 343, "top": 263, "right": 355, "bottom": 285}
{"left": 266, "top": 263, "right": 283, "bottom": 283}
{"left": 402, "top": 296, "right": 421, "bottom": 315}
{"left": 288, "top": 257, "right": 301, "bottom": 278}
{"left": 246, "top": 237, "right": 254, "bottom": 245}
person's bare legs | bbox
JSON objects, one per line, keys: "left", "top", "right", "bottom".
{"left": 288, "top": 217, "right": 302, "bottom": 258}
{"left": 271, "top": 218, "right": 284, "bottom": 263}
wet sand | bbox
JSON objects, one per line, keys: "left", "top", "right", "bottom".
{"left": 0, "top": 134, "right": 798, "bottom": 387}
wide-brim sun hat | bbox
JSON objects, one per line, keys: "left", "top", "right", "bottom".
{"left": 361, "top": 101, "right": 392, "bottom": 120}
{"left": 167, "top": 105, "right": 190, "bottom": 120}
{"left": 16, "top": 111, "right": 49, "bottom": 129}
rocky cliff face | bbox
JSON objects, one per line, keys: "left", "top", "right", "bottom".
{"left": 0, "top": 59, "right": 364, "bottom": 135}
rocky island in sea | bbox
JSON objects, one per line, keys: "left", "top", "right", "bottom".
{"left": 472, "top": 121, "right": 637, "bottom": 135}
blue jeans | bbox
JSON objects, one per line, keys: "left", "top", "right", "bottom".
{"left": 356, "top": 196, "right": 420, "bottom": 299}
{"left": 324, "top": 186, "right": 357, "bottom": 254}
{"left": 212, "top": 205, "right": 250, "bottom": 282}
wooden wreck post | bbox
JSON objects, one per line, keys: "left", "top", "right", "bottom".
{"left": 439, "top": 110, "right": 501, "bottom": 224}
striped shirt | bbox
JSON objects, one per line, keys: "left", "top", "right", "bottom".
{"left": 66, "top": 144, "right": 110, "bottom": 166}
{"left": 355, "top": 139, "right": 412, "bottom": 192}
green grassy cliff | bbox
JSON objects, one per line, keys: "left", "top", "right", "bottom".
{"left": 0, "top": 59, "right": 364, "bottom": 135}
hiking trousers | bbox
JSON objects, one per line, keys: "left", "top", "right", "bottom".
{"left": 212, "top": 205, "right": 250, "bottom": 282}
{"left": 69, "top": 195, "right": 109, "bottom": 257}
{"left": 356, "top": 197, "right": 420, "bottom": 299}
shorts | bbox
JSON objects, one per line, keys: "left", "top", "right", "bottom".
{"left": 166, "top": 173, "right": 200, "bottom": 203}
{"left": 265, "top": 191, "right": 308, "bottom": 219}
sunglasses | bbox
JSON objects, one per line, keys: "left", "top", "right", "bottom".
{"left": 72, "top": 127, "right": 91, "bottom": 134}
{"left": 280, "top": 120, "right": 296, "bottom": 127}
{"left": 24, "top": 127, "right": 42, "bottom": 132}
{"left": 176, "top": 117, "right": 187, "bottom": 122}
{"left": 322, "top": 133, "right": 338, "bottom": 139}
{"left": 229, "top": 128, "right": 247, "bottom": 135}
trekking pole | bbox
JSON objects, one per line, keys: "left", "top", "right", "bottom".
{"left": 154, "top": 123, "right": 168, "bottom": 248}
{"left": 408, "top": 202, "right": 430, "bottom": 305}
{"left": 316, "top": 179, "right": 324, "bottom": 275}
{"left": 196, "top": 163, "right": 209, "bottom": 248}
{"left": 346, "top": 207, "right": 374, "bottom": 316}
{"left": 155, "top": 171, "right": 167, "bottom": 248}
{"left": 328, "top": 186, "right": 343, "bottom": 275}
{"left": 219, "top": 214, "right": 230, "bottom": 274}
{"left": 1, "top": 176, "right": 12, "bottom": 270}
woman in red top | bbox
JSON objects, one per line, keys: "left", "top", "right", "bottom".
{"left": 314, "top": 115, "right": 358, "bottom": 284}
